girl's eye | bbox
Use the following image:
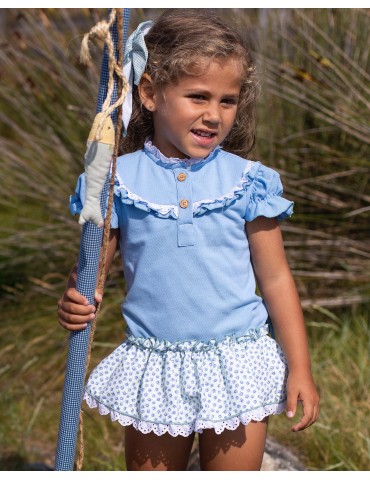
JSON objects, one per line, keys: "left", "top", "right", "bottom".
{"left": 221, "top": 98, "right": 238, "bottom": 105}
{"left": 188, "top": 94, "right": 206, "bottom": 101}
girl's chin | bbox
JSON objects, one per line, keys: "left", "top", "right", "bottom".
{"left": 152, "top": 138, "right": 219, "bottom": 160}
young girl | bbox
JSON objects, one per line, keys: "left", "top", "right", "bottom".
{"left": 58, "top": 10, "right": 320, "bottom": 471}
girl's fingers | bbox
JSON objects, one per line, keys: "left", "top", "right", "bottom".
{"left": 291, "top": 400, "right": 315, "bottom": 432}
{"left": 58, "top": 288, "right": 96, "bottom": 315}
{"left": 308, "top": 404, "right": 319, "bottom": 428}
{"left": 58, "top": 308, "right": 95, "bottom": 326}
{"left": 64, "top": 287, "right": 89, "bottom": 305}
{"left": 58, "top": 318, "right": 89, "bottom": 331}
{"left": 308, "top": 400, "right": 320, "bottom": 428}
{"left": 57, "top": 287, "right": 96, "bottom": 331}
{"left": 292, "top": 413, "right": 311, "bottom": 432}
{"left": 58, "top": 299, "right": 95, "bottom": 316}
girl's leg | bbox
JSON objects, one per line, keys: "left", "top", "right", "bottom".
{"left": 125, "top": 425, "right": 196, "bottom": 471}
{"left": 198, "top": 417, "right": 268, "bottom": 471}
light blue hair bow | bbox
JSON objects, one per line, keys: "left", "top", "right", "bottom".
{"left": 122, "top": 20, "right": 153, "bottom": 135}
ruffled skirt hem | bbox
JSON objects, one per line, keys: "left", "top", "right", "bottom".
{"left": 84, "top": 391, "right": 286, "bottom": 437}
{"left": 84, "top": 391, "right": 287, "bottom": 437}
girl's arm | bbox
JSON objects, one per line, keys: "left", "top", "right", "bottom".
{"left": 57, "top": 228, "right": 120, "bottom": 331}
{"left": 246, "top": 216, "right": 320, "bottom": 432}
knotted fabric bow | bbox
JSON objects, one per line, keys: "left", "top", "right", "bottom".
{"left": 122, "top": 20, "right": 153, "bottom": 134}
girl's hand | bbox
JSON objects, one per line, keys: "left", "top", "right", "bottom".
{"left": 285, "top": 370, "right": 320, "bottom": 432}
{"left": 57, "top": 288, "right": 103, "bottom": 331}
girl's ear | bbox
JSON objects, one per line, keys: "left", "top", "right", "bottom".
{"left": 138, "top": 73, "right": 157, "bottom": 112}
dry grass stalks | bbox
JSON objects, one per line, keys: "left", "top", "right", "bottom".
{"left": 248, "top": 8, "right": 369, "bottom": 308}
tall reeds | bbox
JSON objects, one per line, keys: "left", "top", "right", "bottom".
{"left": 250, "top": 8, "right": 370, "bottom": 308}
{"left": 0, "top": 9, "right": 368, "bottom": 308}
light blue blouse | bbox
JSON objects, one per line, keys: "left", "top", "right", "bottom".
{"left": 70, "top": 144, "right": 294, "bottom": 343}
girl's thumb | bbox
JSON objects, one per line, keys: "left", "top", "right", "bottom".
{"left": 95, "top": 289, "right": 103, "bottom": 303}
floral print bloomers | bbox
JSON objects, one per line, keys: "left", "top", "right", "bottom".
{"left": 71, "top": 141, "right": 294, "bottom": 436}
{"left": 84, "top": 325, "right": 288, "bottom": 436}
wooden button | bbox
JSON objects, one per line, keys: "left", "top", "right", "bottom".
{"left": 177, "top": 172, "right": 187, "bottom": 182}
{"left": 179, "top": 199, "right": 189, "bottom": 208}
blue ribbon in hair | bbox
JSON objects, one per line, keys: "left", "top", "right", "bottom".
{"left": 122, "top": 20, "right": 153, "bottom": 134}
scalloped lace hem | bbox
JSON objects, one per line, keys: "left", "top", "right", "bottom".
{"left": 83, "top": 392, "right": 287, "bottom": 437}
{"left": 114, "top": 161, "right": 256, "bottom": 219}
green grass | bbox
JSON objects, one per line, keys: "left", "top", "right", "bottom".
{"left": 268, "top": 307, "right": 369, "bottom": 471}
{"left": 0, "top": 287, "right": 127, "bottom": 471}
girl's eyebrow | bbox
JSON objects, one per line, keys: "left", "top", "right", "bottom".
{"left": 184, "top": 89, "right": 239, "bottom": 98}
{"left": 183, "top": 89, "right": 210, "bottom": 94}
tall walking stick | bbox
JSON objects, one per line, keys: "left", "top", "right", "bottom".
{"left": 54, "top": 8, "right": 130, "bottom": 471}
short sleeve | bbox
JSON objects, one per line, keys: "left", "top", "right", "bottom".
{"left": 245, "top": 164, "right": 294, "bottom": 222}
{"left": 69, "top": 173, "right": 119, "bottom": 228}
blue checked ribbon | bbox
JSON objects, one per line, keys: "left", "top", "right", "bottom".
{"left": 122, "top": 20, "right": 153, "bottom": 134}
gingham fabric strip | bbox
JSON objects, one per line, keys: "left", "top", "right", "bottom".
{"left": 122, "top": 20, "right": 153, "bottom": 134}
{"left": 55, "top": 9, "right": 131, "bottom": 471}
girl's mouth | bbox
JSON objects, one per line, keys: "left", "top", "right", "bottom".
{"left": 191, "top": 129, "right": 217, "bottom": 147}
{"left": 191, "top": 129, "right": 216, "bottom": 138}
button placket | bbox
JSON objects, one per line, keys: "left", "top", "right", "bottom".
{"left": 174, "top": 167, "right": 195, "bottom": 247}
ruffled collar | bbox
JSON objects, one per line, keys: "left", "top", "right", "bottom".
{"left": 144, "top": 139, "right": 220, "bottom": 167}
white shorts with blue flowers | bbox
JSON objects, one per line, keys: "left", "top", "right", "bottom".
{"left": 83, "top": 324, "right": 288, "bottom": 437}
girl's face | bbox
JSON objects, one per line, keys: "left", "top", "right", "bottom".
{"left": 143, "top": 59, "right": 243, "bottom": 159}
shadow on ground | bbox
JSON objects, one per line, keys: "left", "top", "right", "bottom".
{"left": 0, "top": 435, "right": 304, "bottom": 471}
{"left": 0, "top": 453, "right": 53, "bottom": 471}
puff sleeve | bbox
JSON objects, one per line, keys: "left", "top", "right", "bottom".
{"left": 245, "top": 164, "right": 294, "bottom": 222}
{"left": 69, "top": 173, "right": 119, "bottom": 228}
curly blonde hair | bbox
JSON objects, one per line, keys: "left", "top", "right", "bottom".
{"left": 120, "top": 9, "right": 258, "bottom": 159}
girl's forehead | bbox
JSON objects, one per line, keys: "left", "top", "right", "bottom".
{"left": 187, "top": 56, "right": 244, "bottom": 76}
{"left": 174, "top": 58, "right": 244, "bottom": 89}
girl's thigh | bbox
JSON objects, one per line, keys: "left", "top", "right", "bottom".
{"left": 199, "top": 417, "right": 268, "bottom": 471}
{"left": 125, "top": 425, "right": 196, "bottom": 471}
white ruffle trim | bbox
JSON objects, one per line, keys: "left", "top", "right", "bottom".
{"left": 144, "top": 139, "right": 216, "bottom": 166}
{"left": 114, "top": 162, "right": 255, "bottom": 219}
{"left": 193, "top": 161, "right": 254, "bottom": 215}
{"left": 115, "top": 170, "right": 179, "bottom": 219}
{"left": 84, "top": 392, "right": 287, "bottom": 437}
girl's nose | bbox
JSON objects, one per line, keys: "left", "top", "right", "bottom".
{"left": 203, "top": 103, "right": 221, "bottom": 125}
